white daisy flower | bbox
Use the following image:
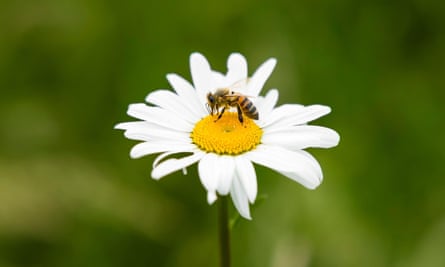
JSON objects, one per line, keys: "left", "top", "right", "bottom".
{"left": 115, "top": 52, "right": 340, "bottom": 220}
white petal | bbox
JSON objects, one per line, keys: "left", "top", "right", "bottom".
{"left": 245, "top": 145, "right": 323, "bottom": 189}
{"left": 153, "top": 151, "right": 183, "bottom": 169}
{"left": 124, "top": 129, "right": 189, "bottom": 143}
{"left": 151, "top": 151, "right": 205, "bottom": 180}
{"left": 166, "top": 73, "right": 207, "bottom": 116}
{"left": 235, "top": 155, "right": 257, "bottom": 203}
{"left": 190, "top": 53, "right": 216, "bottom": 107}
{"left": 127, "top": 103, "right": 193, "bottom": 132}
{"left": 212, "top": 71, "right": 226, "bottom": 88}
{"left": 259, "top": 104, "right": 304, "bottom": 128}
{"left": 130, "top": 142, "right": 195, "bottom": 159}
{"left": 117, "top": 121, "right": 190, "bottom": 142}
{"left": 297, "top": 150, "right": 323, "bottom": 179}
{"left": 246, "top": 58, "right": 277, "bottom": 97}
{"left": 115, "top": 122, "right": 129, "bottom": 130}
{"left": 145, "top": 90, "right": 200, "bottom": 122}
{"left": 255, "top": 89, "right": 279, "bottom": 117}
{"left": 198, "top": 153, "right": 220, "bottom": 203}
{"left": 226, "top": 53, "right": 248, "bottom": 86}
{"left": 262, "top": 104, "right": 331, "bottom": 129}
{"left": 280, "top": 104, "right": 332, "bottom": 126}
{"left": 207, "top": 191, "right": 217, "bottom": 204}
{"left": 230, "top": 174, "right": 251, "bottom": 220}
{"left": 166, "top": 73, "right": 194, "bottom": 97}
{"left": 216, "top": 155, "right": 235, "bottom": 196}
{"left": 262, "top": 125, "right": 340, "bottom": 150}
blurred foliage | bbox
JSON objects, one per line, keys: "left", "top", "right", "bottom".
{"left": 1, "top": 0, "right": 445, "bottom": 266}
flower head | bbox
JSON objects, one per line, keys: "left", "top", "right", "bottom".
{"left": 115, "top": 52, "right": 340, "bottom": 219}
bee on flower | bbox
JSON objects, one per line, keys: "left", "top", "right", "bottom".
{"left": 206, "top": 81, "right": 259, "bottom": 123}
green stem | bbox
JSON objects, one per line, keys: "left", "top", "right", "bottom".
{"left": 218, "top": 196, "right": 231, "bottom": 267}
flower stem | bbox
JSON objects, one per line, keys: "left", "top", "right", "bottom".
{"left": 218, "top": 196, "right": 231, "bottom": 267}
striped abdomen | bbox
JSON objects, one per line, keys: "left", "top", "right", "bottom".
{"left": 238, "top": 96, "right": 259, "bottom": 120}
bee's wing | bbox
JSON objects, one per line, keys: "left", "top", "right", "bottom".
{"left": 227, "top": 78, "right": 250, "bottom": 91}
{"left": 224, "top": 92, "right": 255, "bottom": 98}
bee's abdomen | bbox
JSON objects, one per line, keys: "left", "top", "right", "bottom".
{"left": 239, "top": 96, "right": 259, "bottom": 120}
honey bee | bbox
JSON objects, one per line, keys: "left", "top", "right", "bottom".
{"left": 206, "top": 88, "right": 259, "bottom": 124}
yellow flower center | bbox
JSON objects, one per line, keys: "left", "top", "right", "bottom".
{"left": 191, "top": 112, "right": 263, "bottom": 155}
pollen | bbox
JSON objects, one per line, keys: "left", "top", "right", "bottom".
{"left": 191, "top": 112, "right": 263, "bottom": 155}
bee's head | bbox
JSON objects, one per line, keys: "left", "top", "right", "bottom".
{"left": 206, "top": 92, "right": 215, "bottom": 104}
{"left": 206, "top": 92, "right": 216, "bottom": 114}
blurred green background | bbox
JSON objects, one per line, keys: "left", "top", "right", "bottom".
{"left": 1, "top": 0, "right": 444, "bottom": 266}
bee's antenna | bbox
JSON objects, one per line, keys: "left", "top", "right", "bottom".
{"left": 205, "top": 103, "right": 212, "bottom": 114}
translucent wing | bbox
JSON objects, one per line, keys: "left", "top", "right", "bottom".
{"left": 226, "top": 78, "right": 250, "bottom": 91}
{"left": 223, "top": 91, "right": 255, "bottom": 99}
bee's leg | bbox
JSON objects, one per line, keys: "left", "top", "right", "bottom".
{"left": 213, "top": 104, "right": 219, "bottom": 116}
{"left": 236, "top": 104, "right": 244, "bottom": 124}
{"left": 215, "top": 107, "right": 226, "bottom": 122}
